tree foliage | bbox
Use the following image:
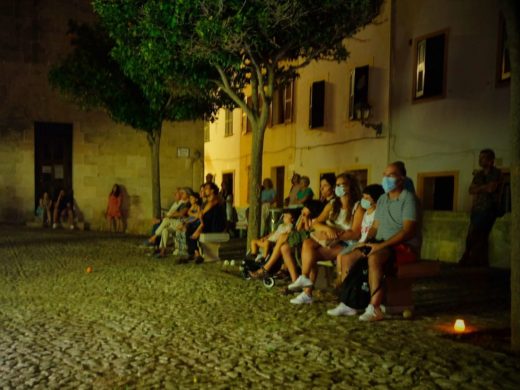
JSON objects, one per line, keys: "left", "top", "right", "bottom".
{"left": 93, "top": 0, "right": 384, "bottom": 240}
{"left": 49, "top": 21, "right": 219, "bottom": 218}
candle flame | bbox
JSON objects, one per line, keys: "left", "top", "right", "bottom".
{"left": 453, "top": 319, "right": 465, "bottom": 333}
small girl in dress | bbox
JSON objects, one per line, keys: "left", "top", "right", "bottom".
{"left": 106, "top": 184, "right": 122, "bottom": 232}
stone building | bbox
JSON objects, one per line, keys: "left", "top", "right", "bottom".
{"left": 0, "top": 0, "right": 204, "bottom": 233}
{"left": 204, "top": 0, "right": 511, "bottom": 267}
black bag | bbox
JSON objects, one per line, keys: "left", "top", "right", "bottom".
{"left": 338, "top": 257, "right": 371, "bottom": 310}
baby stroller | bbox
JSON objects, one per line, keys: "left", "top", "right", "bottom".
{"left": 240, "top": 253, "right": 289, "bottom": 289}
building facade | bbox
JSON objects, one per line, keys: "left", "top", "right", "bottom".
{"left": 204, "top": 0, "right": 512, "bottom": 267}
{"left": 0, "top": 0, "right": 204, "bottom": 233}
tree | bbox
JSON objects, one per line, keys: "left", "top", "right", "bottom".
{"left": 500, "top": 0, "right": 520, "bottom": 352}
{"left": 49, "top": 21, "right": 217, "bottom": 218}
{"left": 93, "top": 0, "right": 384, "bottom": 242}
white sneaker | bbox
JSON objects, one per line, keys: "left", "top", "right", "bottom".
{"left": 254, "top": 253, "right": 263, "bottom": 262}
{"left": 290, "top": 291, "right": 313, "bottom": 305}
{"left": 288, "top": 275, "right": 313, "bottom": 291}
{"left": 69, "top": 225, "right": 74, "bottom": 230}
{"left": 359, "top": 304, "right": 384, "bottom": 322}
{"left": 52, "top": 223, "right": 57, "bottom": 229}
{"left": 327, "top": 303, "right": 357, "bottom": 317}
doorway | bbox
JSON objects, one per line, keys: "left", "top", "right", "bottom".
{"left": 271, "top": 166, "right": 285, "bottom": 208}
{"left": 34, "top": 122, "right": 73, "bottom": 209}
{"left": 222, "top": 171, "right": 234, "bottom": 198}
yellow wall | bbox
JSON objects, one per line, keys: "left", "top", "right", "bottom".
{"left": 204, "top": 1, "right": 392, "bottom": 204}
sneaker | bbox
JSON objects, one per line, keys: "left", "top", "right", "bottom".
{"left": 52, "top": 223, "right": 58, "bottom": 229}
{"left": 69, "top": 225, "right": 74, "bottom": 230}
{"left": 288, "top": 275, "right": 313, "bottom": 291}
{"left": 359, "top": 304, "right": 384, "bottom": 322}
{"left": 172, "top": 248, "right": 180, "bottom": 256}
{"left": 290, "top": 291, "right": 313, "bottom": 305}
{"left": 327, "top": 303, "right": 357, "bottom": 317}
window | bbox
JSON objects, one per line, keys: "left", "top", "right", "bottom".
{"left": 349, "top": 66, "right": 369, "bottom": 120}
{"left": 417, "top": 172, "right": 458, "bottom": 211}
{"left": 309, "top": 80, "right": 325, "bottom": 129}
{"left": 225, "top": 109, "right": 234, "bottom": 137}
{"left": 270, "top": 81, "right": 295, "bottom": 126}
{"left": 203, "top": 121, "right": 210, "bottom": 142}
{"left": 497, "top": 13, "right": 511, "bottom": 85}
{"left": 413, "top": 30, "right": 448, "bottom": 101}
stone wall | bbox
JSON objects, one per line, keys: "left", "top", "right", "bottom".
{"left": 421, "top": 210, "right": 511, "bottom": 269}
{"left": 0, "top": 0, "right": 204, "bottom": 234}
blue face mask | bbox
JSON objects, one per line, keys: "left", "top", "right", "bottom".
{"left": 335, "top": 185, "right": 346, "bottom": 197}
{"left": 382, "top": 176, "right": 397, "bottom": 193}
{"left": 360, "top": 198, "right": 372, "bottom": 210}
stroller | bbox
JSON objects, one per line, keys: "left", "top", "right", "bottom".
{"left": 240, "top": 254, "right": 283, "bottom": 288}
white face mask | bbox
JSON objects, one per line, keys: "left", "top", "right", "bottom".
{"left": 335, "top": 185, "right": 346, "bottom": 197}
{"left": 360, "top": 198, "right": 372, "bottom": 210}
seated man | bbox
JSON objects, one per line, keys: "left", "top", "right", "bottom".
{"left": 148, "top": 188, "right": 191, "bottom": 257}
{"left": 52, "top": 189, "right": 74, "bottom": 229}
{"left": 358, "top": 162, "right": 419, "bottom": 322}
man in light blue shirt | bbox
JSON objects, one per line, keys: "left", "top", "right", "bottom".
{"left": 359, "top": 162, "right": 419, "bottom": 322}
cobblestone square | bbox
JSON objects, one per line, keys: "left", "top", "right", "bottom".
{"left": 0, "top": 225, "right": 519, "bottom": 389}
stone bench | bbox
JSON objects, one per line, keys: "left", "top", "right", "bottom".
{"left": 316, "top": 259, "right": 440, "bottom": 314}
{"left": 384, "top": 260, "right": 440, "bottom": 314}
{"left": 199, "top": 232, "right": 230, "bottom": 262}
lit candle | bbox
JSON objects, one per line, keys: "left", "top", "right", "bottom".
{"left": 453, "top": 319, "right": 466, "bottom": 333}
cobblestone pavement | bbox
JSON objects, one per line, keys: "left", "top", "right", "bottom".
{"left": 1, "top": 225, "right": 519, "bottom": 389}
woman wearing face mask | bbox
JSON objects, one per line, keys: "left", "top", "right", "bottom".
{"left": 327, "top": 184, "right": 385, "bottom": 316}
{"left": 287, "top": 173, "right": 364, "bottom": 305}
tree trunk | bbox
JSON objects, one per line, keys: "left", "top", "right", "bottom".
{"left": 147, "top": 127, "right": 162, "bottom": 219}
{"left": 502, "top": 0, "right": 520, "bottom": 352}
{"left": 247, "top": 122, "right": 266, "bottom": 245}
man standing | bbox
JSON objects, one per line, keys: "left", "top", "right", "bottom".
{"left": 459, "top": 149, "right": 502, "bottom": 267}
{"left": 359, "top": 162, "right": 419, "bottom": 322}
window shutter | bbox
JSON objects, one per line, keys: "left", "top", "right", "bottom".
{"left": 415, "top": 40, "right": 426, "bottom": 98}
{"left": 284, "top": 81, "right": 294, "bottom": 123}
{"left": 309, "top": 80, "right": 325, "bottom": 129}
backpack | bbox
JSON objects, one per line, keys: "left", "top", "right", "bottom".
{"left": 338, "top": 257, "right": 371, "bottom": 310}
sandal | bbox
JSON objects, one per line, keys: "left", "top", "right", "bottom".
{"left": 249, "top": 266, "right": 268, "bottom": 279}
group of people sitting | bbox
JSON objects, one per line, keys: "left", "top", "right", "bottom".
{"left": 36, "top": 189, "right": 75, "bottom": 230}
{"left": 144, "top": 180, "right": 227, "bottom": 263}
{"left": 247, "top": 161, "right": 419, "bottom": 322}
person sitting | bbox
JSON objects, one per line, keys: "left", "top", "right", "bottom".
{"left": 249, "top": 200, "right": 325, "bottom": 279}
{"left": 248, "top": 209, "right": 296, "bottom": 263}
{"left": 173, "top": 193, "right": 202, "bottom": 259}
{"left": 357, "top": 162, "right": 420, "bottom": 322}
{"left": 52, "top": 189, "right": 74, "bottom": 229}
{"left": 287, "top": 173, "right": 365, "bottom": 305}
{"left": 186, "top": 182, "right": 226, "bottom": 263}
{"left": 327, "top": 184, "right": 385, "bottom": 316}
{"left": 36, "top": 191, "right": 53, "bottom": 227}
{"left": 149, "top": 188, "right": 191, "bottom": 257}
{"left": 294, "top": 175, "right": 314, "bottom": 206}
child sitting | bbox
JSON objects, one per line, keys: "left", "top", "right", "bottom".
{"left": 248, "top": 209, "right": 296, "bottom": 262}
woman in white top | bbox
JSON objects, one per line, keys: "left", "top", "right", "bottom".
{"left": 287, "top": 173, "right": 364, "bottom": 304}
{"left": 327, "top": 183, "right": 385, "bottom": 316}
